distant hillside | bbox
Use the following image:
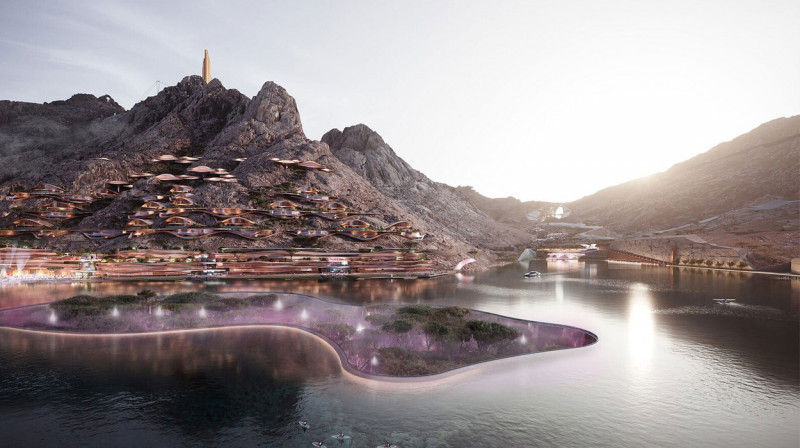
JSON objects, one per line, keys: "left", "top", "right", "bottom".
{"left": 567, "top": 116, "right": 800, "bottom": 234}
{"left": 0, "top": 94, "right": 125, "bottom": 184}
{"left": 452, "top": 186, "right": 553, "bottom": 225}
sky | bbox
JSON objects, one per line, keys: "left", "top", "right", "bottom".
{"left": 1, "top": 0, "right": 798, "bottom": 203}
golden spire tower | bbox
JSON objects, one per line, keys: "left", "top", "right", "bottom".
{"left": 202, "top": 49, "right": 211, "bottom": 83}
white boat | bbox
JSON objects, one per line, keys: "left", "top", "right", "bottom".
{"left": 524, "top": 270, "right": 540, "bottom": 277}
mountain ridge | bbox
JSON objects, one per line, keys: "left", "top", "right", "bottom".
{"left": 0, "top": 77, "right": 796, "bottom": 271}
{"left": 0, "top": 77, "right": 533, "bottom": 270}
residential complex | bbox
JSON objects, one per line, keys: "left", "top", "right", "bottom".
{"left": 0, "top": 154, "right": 431, "bottom": 279}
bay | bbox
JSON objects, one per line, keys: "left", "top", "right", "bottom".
{"left": 1, "top": 261, "right": 797, "bottom": 447}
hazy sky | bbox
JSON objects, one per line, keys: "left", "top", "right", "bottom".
{"left": 1, "top": 0, "right": 798, "bottom": 202}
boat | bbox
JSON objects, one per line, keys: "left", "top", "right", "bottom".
{"left": 524, "top": 270, "right": 540, "bottom": 277}
{"left": 331, "top": 433, "right": 351, "bottom": 440}
{"left": 713, "top": 298, "right": 736, "bottom": 304}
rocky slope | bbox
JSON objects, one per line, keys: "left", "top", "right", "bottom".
{"left": 322, "top": 124, "right": 531, "bottom": 251}
{"left": 567, "top": 116, "right": 800, "bottom": 234}
{"left": 566, "top": 116, "right": 800, "bottom": 270}
{"left": 1, "top": 76, "right": 796, "bottom": 271}
{"left": 453, "top": 186, "right": 554, "bottom": 226}
{"left": 447, "top": 115, "right": 799, "bottom": 270}
{"left": 0, "top": 76, "right": 535, "bottom": 270}
{"left": 0, "top": 94, "right": 125, "bottom": 184}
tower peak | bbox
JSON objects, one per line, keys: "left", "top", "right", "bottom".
{"left": 202, "top": 49, "right": 211, "bottom": 84}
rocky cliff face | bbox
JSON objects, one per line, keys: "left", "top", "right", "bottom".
{"left": 0, "top": 93, "right": 125, "bottom": 184}
{"left": 0, "top": 77, "right": 535, "bottom": 270}
{"left": 323, "top": 124, "right": 532, "bottom": 251}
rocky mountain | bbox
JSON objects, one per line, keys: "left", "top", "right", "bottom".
{"left": 563, "top": 116, "right": 800, "bottom": 270}
{"left": 322, "top": 124, "right": 530, "bottom": 251}
{"left": 444, "top": 115, "right": 799, "bottom": 271}
{"left": 0, "top": 76, "right": 534, "bottom": 270}
{"left": 0, "top": 94, "right": 125, "bottom": 184}
{"left": 453, "top": 186, "right": 553, "bottom": 226}
{"left": 568, "top": 115, "right": 800, "bottom": 235}
{"left": 1, "top": 76, "right": 796, "bottom": 271}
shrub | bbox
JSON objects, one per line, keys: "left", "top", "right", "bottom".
{"left": 137, "top": 289, "right": 157, "bottom": 301}
{"left": 398, "top": 305, "right": 468, "bottom": 321}
{"left": 365, "top": 313, "right": 392, "bottom": 327}
{"left": 398, "top": 305, "right": 435, "bottom": 318}
{"left": 382, "top": 319, "right": 413, "bottom": 333}
{"left": 465, "top": 320, "right": 519, "bottom": 352}
{"left": 315, "top": 323, "right": 355, "bottom": 343}
{"left": 205, "top": 297, "right": 249, "bottom": 312}
{"left": 247, "top": 294, "right": 278, "bottom": 307}
{"left": 50, "top": 294, "right": 141, "bottom": 319}
{"left": 161, "top": 291, "right": 218, "bottom": 304}
{"left": 435, "top": 306, "right": 469, "bottom": 319}
{"left": 423, "top": 321, "right": 448, "bottom": 349}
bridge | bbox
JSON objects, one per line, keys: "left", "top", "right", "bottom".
{"left": 606, "top": 249, "right": 670, "bottom": 266}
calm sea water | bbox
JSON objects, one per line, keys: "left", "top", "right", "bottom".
{"left": 1, "top": 261, "right": 797, "bottom": 447}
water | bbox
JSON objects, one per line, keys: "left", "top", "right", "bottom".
{"left": 1, "top": 261, "right": 797, "bottom": 447}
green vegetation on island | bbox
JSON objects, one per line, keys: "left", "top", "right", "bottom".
{"left": 347, "top": 304, "right": 521, "bottom": 376}
{"left": 3, "top": 291, "right": 596, "bottom": 378}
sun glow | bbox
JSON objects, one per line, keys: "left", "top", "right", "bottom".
{"left": 627, "top": 283, "right": 655, "bottom": 374}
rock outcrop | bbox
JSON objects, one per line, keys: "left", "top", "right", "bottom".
{"left": 0, "top": 93, "right": 125, "bottom": 184}
{"left": 323, "top": 124, "right": 532, "bottom": 251}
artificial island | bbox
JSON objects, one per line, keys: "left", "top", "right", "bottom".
{"left": 0, "top": 291, "right": 597, "bottom": 378}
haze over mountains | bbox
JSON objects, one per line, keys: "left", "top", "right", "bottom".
{"left": 0, "top": 76, "right": 797, "bottom": 270}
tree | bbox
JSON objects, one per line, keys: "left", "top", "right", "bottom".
{"left": 423, "top": 321, "right": 448, "bottom": 350}
{"left": 382, "top": 319, "right": 413, "bottom": 333}
{"left": 315, "top": 323, "right": 355, "bottom": 344}
{"left": 137, "top": 289, "right": 158, "bottom": 302}
{"left": 465, "top": 320, "right": 519, "bottom": 353}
